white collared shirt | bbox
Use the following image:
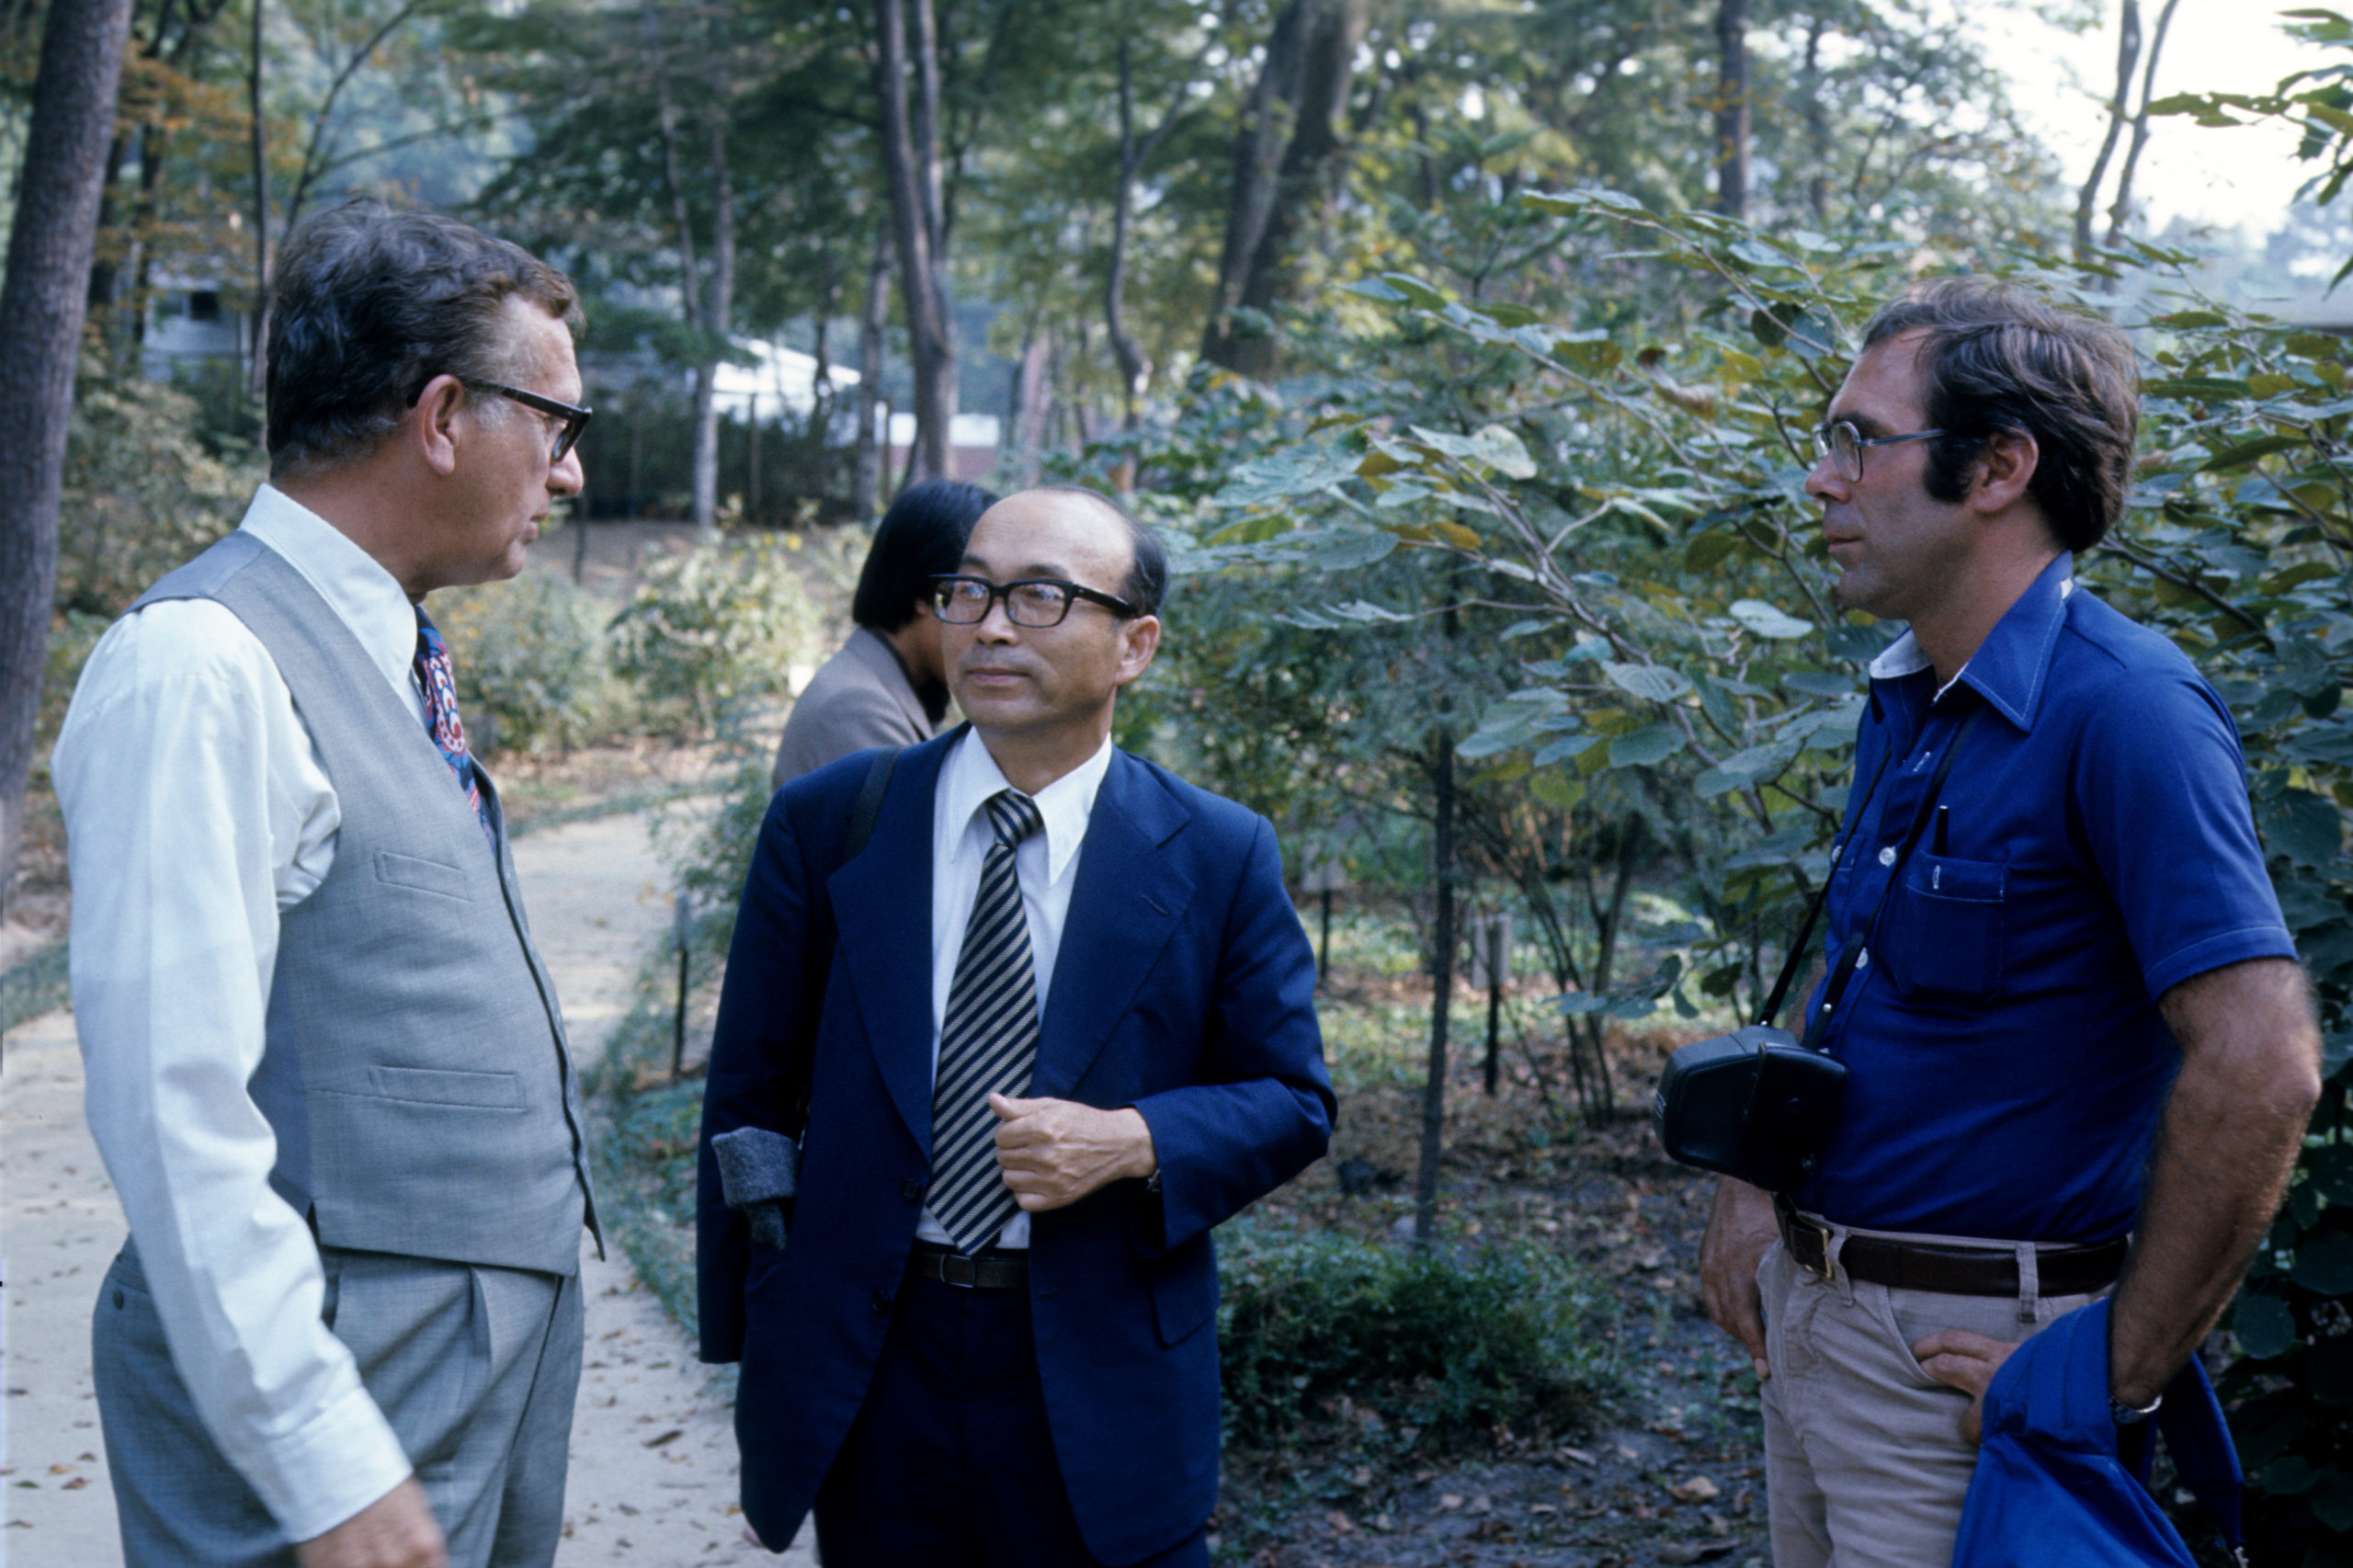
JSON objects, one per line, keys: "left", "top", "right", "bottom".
{"left": 918, "top": 728, "right": 1113, "bottom": 1250}
{"left": 51, "top": 484, "right": 425, "bottom": 1540}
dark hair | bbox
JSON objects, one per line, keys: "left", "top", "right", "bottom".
{"left": 266, "top": 200, "right": 582, "bottom": 477}
{"left": 1032, "top": 484, "right": 1168, "bottom": 618}
{"left": 1859, "top": 277, "right": 2139, "bottom": 551}
{"left": 854, "top": 480, "right": 998, "bottom": 631}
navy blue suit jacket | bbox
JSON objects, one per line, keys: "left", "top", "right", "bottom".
{"left": 698, "top": 731, "right": 1334, "bottom": 1563}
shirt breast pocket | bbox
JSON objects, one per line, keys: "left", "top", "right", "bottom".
{"left": 1885, "top": 852, "right": 2006, "bottom": 1003}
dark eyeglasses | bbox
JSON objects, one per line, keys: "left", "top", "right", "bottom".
{"left": 464, "top": 381, "right": 594, "bottom": 461}
{"left": 1812, "top": 419, "right": 1946, "bottom": 483}
{"left": 930, "top": 574, "right": 1138, "bottom": 628}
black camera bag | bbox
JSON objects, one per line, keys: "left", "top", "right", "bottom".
{"left": 1654, "top": 708, "right": 1980, "bottom": 1190}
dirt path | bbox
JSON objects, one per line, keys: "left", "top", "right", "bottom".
{"left": 0, "top": 810, "right": 813, "bottom": 1566}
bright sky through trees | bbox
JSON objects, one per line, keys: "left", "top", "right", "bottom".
{"left": 1986, "top": 0, "right": 2315, "bottom": 234}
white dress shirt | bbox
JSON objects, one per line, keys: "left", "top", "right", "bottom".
{"left": 51, "top": 485, "right": 428, "bottom": 1540}
{"left": 916, "top": 729, "right": 1114, "bottom": 1251}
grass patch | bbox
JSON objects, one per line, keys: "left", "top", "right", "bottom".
{"left": 1218, "top": 1217, "right": 1619, "bottom": 1454}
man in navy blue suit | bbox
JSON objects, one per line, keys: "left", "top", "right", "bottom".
{"left": 698, "top": 485, "right": 1334, "bottom": 1567}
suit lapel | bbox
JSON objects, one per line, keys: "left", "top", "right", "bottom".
{"left": 829, "top": 733, "right": 953, "bottom": 1153}
{"left": 1030, "top": 750, "right": 1195, "bottom": 1100}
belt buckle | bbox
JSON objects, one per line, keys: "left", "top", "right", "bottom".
{"left": 942, "top": 1253, "right": 977, "bottom": 1290}
{"left": 1792, "top": 1212, "right": 1837, "bottom": 1283}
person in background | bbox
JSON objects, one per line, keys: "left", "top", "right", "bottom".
{"left": 771, "top": 477, "right": 996, "bottom": 788}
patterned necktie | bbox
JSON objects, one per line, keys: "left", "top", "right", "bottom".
{"left": 413, "top": 610, "right": 494, "bottom": 846}
{"left": 927, "top": 789, "right": 1047, "bottom": 1255}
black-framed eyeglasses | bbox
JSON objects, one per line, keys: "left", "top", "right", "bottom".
{"left": 464, "top": 380, "right": 594, "bottom": 461}
{"left": 930, "top": 574, "right": 1138, "bottom": 628}
{"left": 1812, "top": 419, "right": 1946, "bottom": 483}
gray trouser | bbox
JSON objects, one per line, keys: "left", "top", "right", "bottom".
{"left": 1758, "top": 1220, "right": 2102, "bottom": 1568}
{"left": 92, "top": 1239, "right": 584, "bottom": 1568}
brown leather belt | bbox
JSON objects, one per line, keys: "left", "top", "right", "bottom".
{"left": 908, "top": 1243, "right": 1030, "bottom": 1290}
{"left": 1777, "top": 1202, "right": 2127, "bottom": 1299}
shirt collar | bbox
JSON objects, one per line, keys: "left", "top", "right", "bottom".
{"left": 1867, "top": 553, "right": 2075, "bottom": 730}
{"left": 941, "top": 729, "right": 1114, "bottom": 884}
{"left": 236, "top": 483, "right": 421, "bottom": 695}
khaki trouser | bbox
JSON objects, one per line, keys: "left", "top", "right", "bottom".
{"left": 1757, "top": 1218, "right": 2105, "bottom": 1568}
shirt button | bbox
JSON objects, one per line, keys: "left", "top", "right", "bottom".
{"left": 1857, "top": 948, "right": 1870, "bottom": 969}
{"left": 901, "top": 1178, "right": 924, "bottom": 1204}
{"left": 1877, "top": 846, "right": 1896, "bottom": 867}
{"left": 871, "top": 1288, "right": 893, "bottom": 1317}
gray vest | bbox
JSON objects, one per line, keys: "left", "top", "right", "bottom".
{"left": 131, "top": 532, "right": 597, "bottom": 1277}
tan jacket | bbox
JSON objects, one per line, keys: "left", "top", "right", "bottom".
{"left": 770, "top": 626, "right": 943, "bottom": 789}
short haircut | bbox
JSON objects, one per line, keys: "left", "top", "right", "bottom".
{"left": 1032, "top": 484, "right": 1168, "bottom": 618}
{"left": 266, "top": 199, "right": 582, "bottom": 477}
{"left": 854, "top": 479, "right": 998, "bottom": 631}
{"left": 1859, "top": 277, "right": 2139, "bottom": 552}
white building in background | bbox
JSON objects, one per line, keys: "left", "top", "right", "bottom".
{"left": 142, "top": 277, "right": 244, "bottom": 378}
{"left": 709, "top": 339, "right": 1000, "bottom": 483}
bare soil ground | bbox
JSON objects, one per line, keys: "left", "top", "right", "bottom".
{"left": 1207, "top": 972, "right": 1770, "bottom": 1568}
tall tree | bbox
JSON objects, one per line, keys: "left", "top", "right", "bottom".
{"left": 0, "top": 0, "right": 137, "bottom": 919}
{"left": 874, "top": 0, "right": 955, "bottom": 480}
{"left": 854, "top": 219, "right": 890, "bottom": 517}
{"left": 2074, "top": 0, "right": 2142, "bottom": 258}
{"left": 1714, "top": 0, "right": 1748, "bottom": 217}
{"left": 1200, "top": 0, "right": 1367, "bottom": 378}
{"left": 246, "top": 0, "right": 269, "bottom": 395}
{"left": 1104, "top": 26, "right": 1192, "bottom": 427}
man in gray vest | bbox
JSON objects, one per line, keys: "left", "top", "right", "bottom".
{"left": 52, "top": 200, "right": 599, "bottom": 1568}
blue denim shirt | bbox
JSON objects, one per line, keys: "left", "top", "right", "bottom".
{"left": 1790, "top": 553, "right": 2293, "bottom": 1242}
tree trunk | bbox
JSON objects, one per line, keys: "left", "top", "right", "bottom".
{"left": 873, "top": 0, "right": 954, "bottom": 480}
{"left": 690, "top": 9, "right": 735, "bottom": 538}
{"left": 1104, "top": 32, "right": 1190, "bottom": 427}
{"left": 1200, "top": 0, "right": 1367, "bottom": 377}
{"left": 0, "top": 0, "right": 136, "bottom": 919}
{"left": 643, "top": 0, "right": 711, "bottom": 529}
{"left": 1412, "top": 727, "right": 1457, "bottom": 1251}
{"left": 853, "top": 220, "right": 888, "bottom": 518}
{"left": 1713, "top": 0, "right": 1749, "bottom": 219}
{"left": 2074, "top": 0, "right": 2141, "bottom": 261}
{"left": 1801, "top": 14, "right": 1828, "bottom": 223}
{"left": 2105, "top": 0, "right": 2181, "bottom": 246}
{"left": 246, "top": 0, "right": 270, "bottom": 398}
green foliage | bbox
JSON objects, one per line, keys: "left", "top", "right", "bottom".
{"left": 2095, "top": 288, "right": 2353, "bottom": 1559}
{"left": 1218, "top": 1220, "right": 1616, "bottom": 1451}
{"left": 433, "top": 570, "right": 625, "bottom": 755}
{"left": 56, "top": 368, "right": 256, "bottom": 617}
{"left": 609, "top": 535, "right": 824, "bottom": 739}
{"left": 1191, "top": 171, "right": 2353, "bottom": 1554}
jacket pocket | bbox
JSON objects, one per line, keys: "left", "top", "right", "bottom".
{"left": 374, "top": 850, "right": 471, "bottom": 903}
{"left": 365, "top": 1064, "right": 524, "bottom": 1110}
{"left": 1884, "top": 852, "right": 2006, "bottom": 1003}
{"left": 1148, "top": 1252, "right": 1217, "bottom": 1346}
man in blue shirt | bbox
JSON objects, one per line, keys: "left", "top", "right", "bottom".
{"left": 1698, "top": 277, "right": 2322, "bottom": 1566}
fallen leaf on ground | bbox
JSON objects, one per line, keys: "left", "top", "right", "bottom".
{"left": 1670, "top": 1475, "right": 1722, "bottom": 1504}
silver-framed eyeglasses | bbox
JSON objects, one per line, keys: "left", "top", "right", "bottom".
{"left": 1813, "top": 419, "right": 1945, "bottom": 483}
{"left": 930, "top": 574, "right": 1139, "bottom": 629}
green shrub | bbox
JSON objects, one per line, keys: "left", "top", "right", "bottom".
{"left": 611, "top": 536, "right": 824, "bottom": 738}
{"left": 56, "top": 369, "right": 255, "bottom": 617}
{"left": 1218, "top": 1221, "right": 1616, "bottom": 1451}
{"left": 433, "top": 571, "right": 624, "bottom": 754}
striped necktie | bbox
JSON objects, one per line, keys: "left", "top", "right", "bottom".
{"left": 927, "top": 789, "right": 1047, "bottom": 1255}
{"left": 413, "top": 609, "right": 494, "bottom": 846}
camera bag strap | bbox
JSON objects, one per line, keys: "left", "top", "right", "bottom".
{"left": 1794, "top": 704, "right": 1983, "bottom": 1049}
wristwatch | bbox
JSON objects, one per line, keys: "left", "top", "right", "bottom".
{"left": 2109, "top": 1391, "right": 2163, "bottom": 1426}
